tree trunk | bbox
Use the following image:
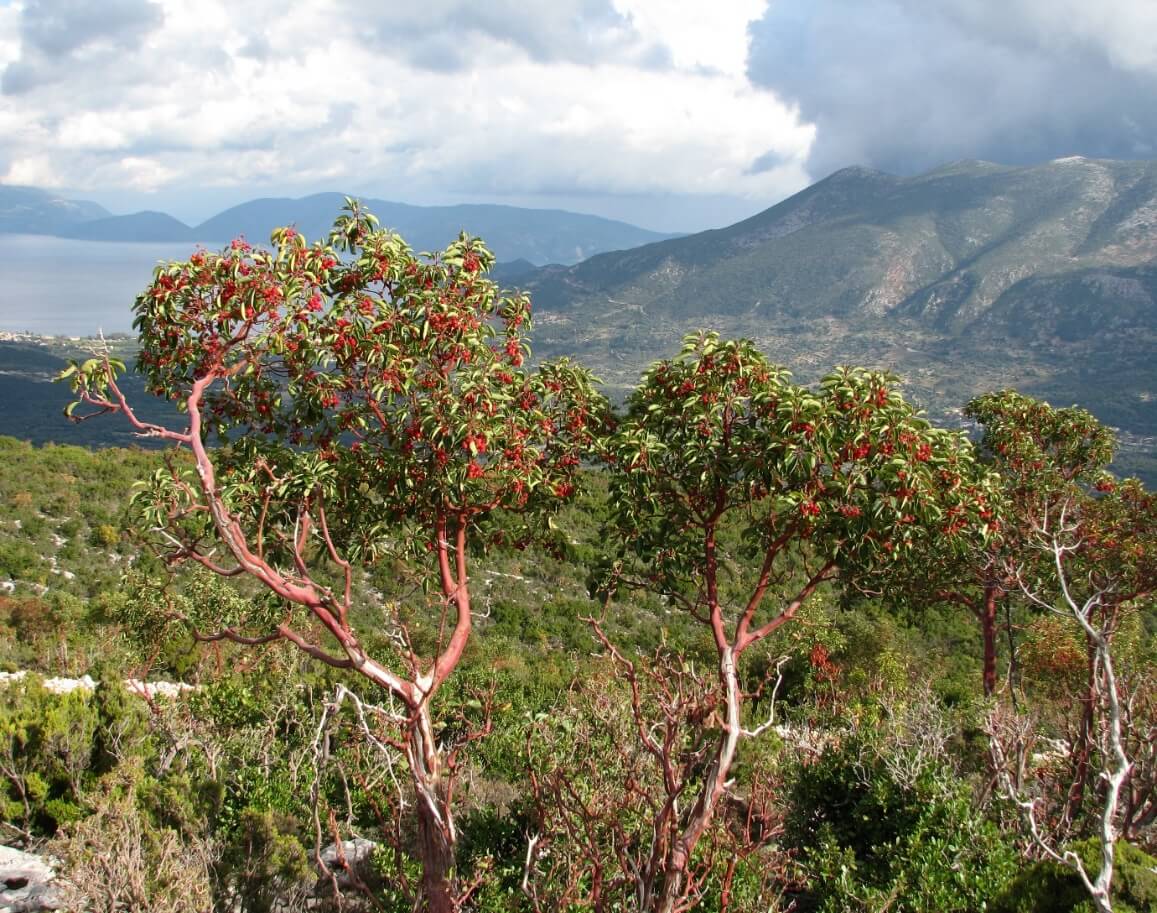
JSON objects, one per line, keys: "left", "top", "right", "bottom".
{"left": 981, "top": 584, "right": 999, "bottom": 697}
{"left": 416, "top": 796, "right": 455, "bottom": 913}
{"left": 650, "top": 647, "right": 742, "bottom": 913}
{"left": 1064, "top": 636, "right": 1098, "bottom": 830}
{"left": 407, "top": 703, "right": 456, "bottom": 913}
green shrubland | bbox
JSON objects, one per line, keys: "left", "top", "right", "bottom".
{"left": 0, "top": 214, "right": 1153, "bottom": 911}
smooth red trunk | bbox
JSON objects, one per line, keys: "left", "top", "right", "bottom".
{"left": 416, "top": 796, "right": 455, "bottom": 913}
{"left": 407, "top": 705, "right": 457, "bottom": 913}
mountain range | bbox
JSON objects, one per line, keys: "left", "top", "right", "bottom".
{"left": 1, "top": 157, "right": 1155, "bottom": 480}
{"left": 517, "top": 156, "right": 1156, "bottom": 477}
{"left": 0, "top": 185, "right": 110, "bottom": 235}
{"left": 0, "top": 187, "right": 676, "bottom": 266}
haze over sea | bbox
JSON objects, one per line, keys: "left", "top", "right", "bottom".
{"left": 0, "top": 236, "right": 203, "bottom": 335}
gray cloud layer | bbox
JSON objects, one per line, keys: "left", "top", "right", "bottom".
{"left": 3, "top": 0, "right": 162, "bottom": 95}
{"left": 0, "top": 1, "right": 811, "bottom": 231}
{"left": 748, "top": 0, "right": 1157, "bottom": 177}
{"left": 3, "top": 0, "right": 1154, "bottom": 231}
{"left": 345, "top": 0, "right": 664, "bottom": 72}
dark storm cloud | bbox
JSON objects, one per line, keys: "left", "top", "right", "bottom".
{"left": 3, "top": 0, "right": 163, "bottom": 95}
{"left": 746, "top": 0, "right": 1157, "bottom": 177}
{"left": 343, "top": 0, "right": 664, "bottom": 72}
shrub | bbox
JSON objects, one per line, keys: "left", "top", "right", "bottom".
{"left": 51, "top": 765, "right": 218, "bottom": 913}
{"left": 992, "top": 839, "right": 1157, "bottom": 913}
{"left": 786, "top": 733, "right": 1018, "bottom": 912}
{"left": 0, "top": 675, "right": 99, "bottom": 837}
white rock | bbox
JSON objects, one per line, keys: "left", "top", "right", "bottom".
{"left": 0, "top": 672, "right": 196, "bottom": 700}
{"left": 0, "top": 845, "right": 64, "bottom": 912}
{"left": 39, "top": 676, "right": 95, "bottom": 695}
{"left": 316, "top": 838, "right": 378, "bottom": 888}
{"left": 122, "top": 679, "right": 196, "bottom": 699}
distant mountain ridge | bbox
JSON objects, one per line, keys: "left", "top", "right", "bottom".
{"left": 193, "top": 193, "right": 680, "bottom": 265}
{"left": 0, "top": 186, "right": 109, "bottom": 235}
{"left": 0, "top": 187, "right": 677, "bottom": 266}
{"left": 64, "top": 210, "right": 193, "bottom": 243}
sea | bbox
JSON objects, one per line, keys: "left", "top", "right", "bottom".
{"left": 0, "top": 235, "right": 207, "bottom": 335}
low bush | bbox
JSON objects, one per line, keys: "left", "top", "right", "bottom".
{"left": 992, "top": 839, "right": 1157, "bottom": 913}
{"left": 786, "top": 727, "right": 1019, "bottom": 912}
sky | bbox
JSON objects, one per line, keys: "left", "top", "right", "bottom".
{"left": 0, "top": 0, "right": 1155, "bottom": 233}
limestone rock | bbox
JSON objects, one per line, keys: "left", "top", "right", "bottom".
{"left": 0, "top": 846, "right": 64, "bottom": 913}
{"left": 316, "top": 838, "right": 378, "bottom": 889}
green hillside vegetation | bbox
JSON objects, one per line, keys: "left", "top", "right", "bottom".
{"left": 0, "top": 338, "right": 181, "bottom": 450}
{"left": 2, "top": 328, "right": 1154, "bottom": 485}
{"left": 1, "top": 208, "right": 1155, "bottom": 912}
{"left": 2, "top": 425, "right": 1153, "bottom": 911}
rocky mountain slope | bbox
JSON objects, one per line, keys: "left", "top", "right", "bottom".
{"left": 531, "top": 157, "right": 1157, "bottom": 323}
{"left": 523, "top": 157, "right": 1157, "bottom": 473}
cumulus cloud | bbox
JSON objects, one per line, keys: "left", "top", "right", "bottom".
{"left": 2, "top": 0, "right": 1155, "bottom": 230}
{"left": 2, "top": 0, "right": 162, "bottom": 94}
{"left": 612, "top": 0, "right": 769, "bottom": 76}
{"left": 0, "top": 0, "right": 811, "bottom": 229}
{"left": 346, "top": 0, "right": 656, "bottom": 71}
{"left": 19, "top": 0, "right": 161, "bottom": 55}
{"left": 747, "top": 0, "right": 1157, "bottom": 177}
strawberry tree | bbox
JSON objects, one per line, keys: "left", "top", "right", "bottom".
{"left": 890, "top": 391, "right": 1117, "bottom": 697}
{"left": 966, "top": 390, "right": 1117, "bottom": 489}
{"left": 992, "top": 474, "right": 1156, "bottom": 913}
{"left": 588, "top": 332, "right": 996, "bottom": 913}
{"left": 60, "top": 204, "right": 604, "bottom": 912}
{"left": 968, "top": 391, "right": 1115, "bottom": 691}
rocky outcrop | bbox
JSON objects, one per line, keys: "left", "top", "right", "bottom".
{"left": 0, "top": 670, "right": 195, "bottom": 698}
{"left": 0, "top": 847, "right": 65, "bottom": 913}
{"left": 316, "top": 838, "right": 378, "bottom": 891}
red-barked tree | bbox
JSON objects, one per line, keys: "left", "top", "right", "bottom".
{"left": 61, "top": 204, "right": 604, "bottom": 911}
